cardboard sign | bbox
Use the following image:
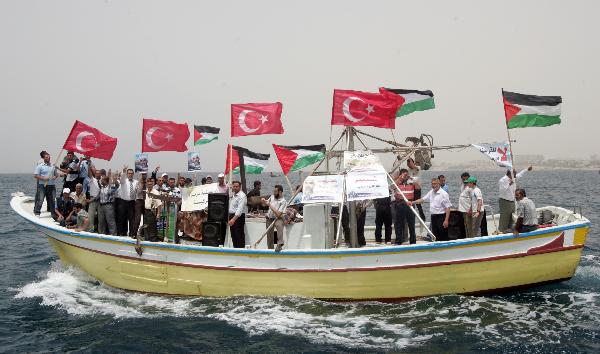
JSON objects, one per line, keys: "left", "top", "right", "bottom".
{"left": 181, "top": 183, "right": 220, "bottom": 211}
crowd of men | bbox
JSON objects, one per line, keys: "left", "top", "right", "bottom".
{"left": 33, "top": 149, "right": 540, "bottom": 251}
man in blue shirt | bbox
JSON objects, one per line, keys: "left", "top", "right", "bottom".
{"left": 34, "top": 152, "right": 60, "bottom": 216}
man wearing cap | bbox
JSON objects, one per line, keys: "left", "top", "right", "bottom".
{"left": 498, "top": 166, "right": 532, "bottom": 233}
{"left": 34, "top": 151, "right": 60, "bottom": 217}
{"left": 466, "top": 177, "right": 484, "bottom": 237}
{"left": 205, "top": 175, "right": 213, "bottom": 184}
{"left": 216, "top": 173, "right": 229, "bottom": 194}
{"left": 410, "top": 178, "right": 452, "bottom": 241}
{"left": 54, "top": 188, "right": 75, "bottom": 226}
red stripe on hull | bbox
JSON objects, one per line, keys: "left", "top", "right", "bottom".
{"left": 48, "top": 233, "right": 582, "bottom": 273}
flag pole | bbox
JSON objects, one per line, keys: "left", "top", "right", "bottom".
{"left": 252, "top": 129, "right": 346, "bottom": 248}
{"left": 228, "top": 144, "right": 233, "bottom": 186}
{"left": 502, "top": 88, "right": 518, "bottom": 181}
{"left": 283, "top": 174, "right": 294, "bottom": 196}
{"left": 502, "top": 88, "right": 520, "bottom": 229}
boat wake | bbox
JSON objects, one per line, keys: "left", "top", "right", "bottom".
{"left": 13, "top": 260, "right": 600, "bottom": 350}
{"left": 13, "top": 262, "right": 431, "bottom": 350}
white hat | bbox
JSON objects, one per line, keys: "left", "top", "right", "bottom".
{"left": 206, "top": 175, "right": 213, "bottom": 179}
{"left": 62, "top": 188, "right": 71, "bottom": 194}
{"left": 161, "top": 173, "right": 168, "bottom": 177}
{"left": 218, "top": 173, "right": 225, "bottom": 178}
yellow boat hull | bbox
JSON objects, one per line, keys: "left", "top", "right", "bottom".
{"left": 49, "top": 235, "right": 584, "bottom": 300}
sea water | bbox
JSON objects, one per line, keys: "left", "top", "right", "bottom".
{"left": 1, "top": 171, "right": 599, "bottom": 353}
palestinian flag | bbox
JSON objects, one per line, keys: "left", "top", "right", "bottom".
{"left": 503, "top": 90, "right": 562, "bottom": 129}
{"left": 380, "top": 88, "right": 435, "bottom": 117}
{"left": 272, "top": 144, "right": 326, "bottom": 175}
{"left": 225, "top": 145, "right": 270, "bottom": 175}
{"left": 194, "top": 125, "right": 220, "bottom": 145}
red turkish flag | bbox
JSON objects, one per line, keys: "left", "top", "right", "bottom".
{"left": 141, "top": 118, "right": 190, "bottom": 152}
{"left": 331, "top": 89, "right": 399, "bottom": 129}
{"left": 62, "top": 120, "right": 118, "bottom": 160}
{"left": 231, "top": 102, "right": 284, "bottom": 137}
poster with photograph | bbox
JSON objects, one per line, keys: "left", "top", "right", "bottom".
{"left": 301, "top": 174, "right": 345, "bottom": 204}
{"left": 134, "top": 153, "right": 149, "bottom": 173}
{"left": 187, "top": 151, "right": 202, "bottom": 171}
{"left": 345, "top": 170, "right": 389, "bottom": 201}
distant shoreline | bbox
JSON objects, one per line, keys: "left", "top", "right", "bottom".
{"left": 2, "top": 167, "right": 599, "bottom": 175}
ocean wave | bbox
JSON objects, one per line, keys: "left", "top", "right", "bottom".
{"left": 12, "top": 262, "right": 431, "bottom": 350}
{"left": 12, "top": 261, "right": 600, "bottom": 351}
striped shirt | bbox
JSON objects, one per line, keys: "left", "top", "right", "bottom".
{"left": 99, "top": 184, "right": 119, "bottom": 204}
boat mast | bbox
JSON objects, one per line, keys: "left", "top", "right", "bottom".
{"left": 346, "top": 126, "right": 359, "bottom": 248}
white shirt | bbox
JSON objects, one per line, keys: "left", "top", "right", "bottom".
{"left": 266, "top": 195, "right": 287, "bottom": 219}
{"left": 88, "top": 177, "right": 101, "bottom": 199}
{"left": 499, "top": 169, "right": 528, "bottom": 201}
{"left": 70, "top": 191, "right": 86, "bottom": 204}
{"left": 229, "top": 190, "right": 247, "bottom": 216}
{"left": 471, "top": 187, "right": 484, "bottom": 212}
{"left": 458, "top": 186, "right": 473, "bottom": 213}
{"left": 421, "top": 188, "right": 452, "bottom": 215}
{"left": 119, "top": 176, "right": 139, "bottom": 201}
{"left": 144, "top": 189, "right": 162, "bottom": 210}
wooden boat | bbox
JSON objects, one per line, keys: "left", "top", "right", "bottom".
{"left": 10, "top": 193, "right": 590, "bottom": 300}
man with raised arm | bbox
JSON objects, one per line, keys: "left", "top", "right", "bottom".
{"left": 498, "top": 166, "right": 532, "bottom": 232}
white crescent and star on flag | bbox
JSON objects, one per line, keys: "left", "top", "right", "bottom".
{"left": 75, "top": 131, "right": 99, "bottom": 152}
{"left": 145, "top": 127, "right": 174, "bottom": 149}
{"left": 237, "top": 110, "right": 269, "bottom": 133}
{"left": 342, "top": 97, "right": 374, "bottom": 122}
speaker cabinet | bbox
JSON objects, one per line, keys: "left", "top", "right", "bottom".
{"left": 208, "top": 193, "right": 229, "bottom": 222}
{"left": 202, "top": 221, "right": 223, "bottom": 246}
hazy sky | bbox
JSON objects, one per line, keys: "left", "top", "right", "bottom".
{"left": 1, "top": 0, "right": 598, "bottom": 173}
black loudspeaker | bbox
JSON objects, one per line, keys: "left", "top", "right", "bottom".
{"left": 447, "top": 210, "right": 462, "bottom": 240}
{"left": 208, "top": 193, "right": 229, "bottom": 222}
{"left": 202, "top": 221, "right": 223, "bottom": 246}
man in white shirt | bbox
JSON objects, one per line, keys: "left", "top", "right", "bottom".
{"left": 118, "top": 167, "right": 140, "bottom": 237}
{"left": 457, "top": 179, "right": 473, "bottom": 238}
{"left": 261, "top": 185, "right": 287, "bottom": 251}
{"left": 228, "top": 181, "right": 247, "bottom": 248}
{"left": 498, "top": 166, "right": 532, "bottom": 232}
{"left": 411, "top": 178, "right": 452, "bottom": 241}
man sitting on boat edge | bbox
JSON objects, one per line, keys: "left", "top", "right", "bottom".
{"left": 513, "top": 188, "right": 538, "bottom": 236}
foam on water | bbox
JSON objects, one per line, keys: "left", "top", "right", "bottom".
{"left": 13, "top": 258, "right": 600, "bottom": 350}
{"left": 13, "top": 262, "right": 431, "bottom": 350}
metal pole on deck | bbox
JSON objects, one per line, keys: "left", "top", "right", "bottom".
{"left": 346, "top": 126, "right": 359, "bottom": 248}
